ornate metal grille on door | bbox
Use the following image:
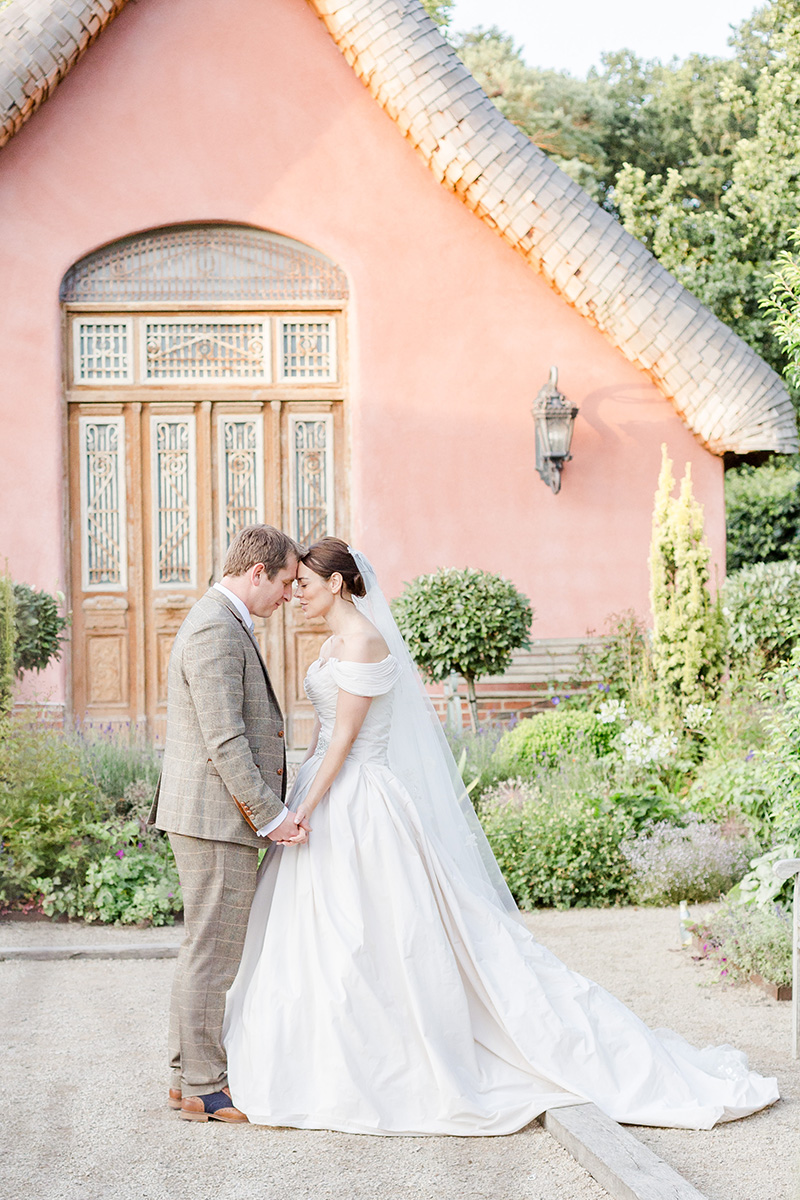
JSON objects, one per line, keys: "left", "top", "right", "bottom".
{"left": 79, "top": 417, "right": 127, "bottom": 588}
{"left": 221, "top": 418, "right": 264, "bottom": 549}
{"left": 153, "top": 418, "right": 195, "bottom": 585}
{"left": 290, "top": 415, "right": 334, "bottom": 544}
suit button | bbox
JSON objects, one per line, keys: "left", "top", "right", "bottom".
{"left": 278, "top": 730, "right": 284, "bottom": 738}
{"left": 276, "top": 766, "right": 283, "bottom": 776}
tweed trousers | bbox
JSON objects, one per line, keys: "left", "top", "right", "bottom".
{"left": 168, "top": 832, "right": 259, "bottom": 1096}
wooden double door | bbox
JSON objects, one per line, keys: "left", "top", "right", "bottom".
{"left": 67, "top": 394, "right": 344, "bottom": 748}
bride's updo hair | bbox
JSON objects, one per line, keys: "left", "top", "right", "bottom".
{"left": 301, "top": 537, "right": 366, "bottom": 598}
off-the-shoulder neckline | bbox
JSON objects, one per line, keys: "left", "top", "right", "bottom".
{"left": 317, "top": 653, "right": 395, "bottom": 667}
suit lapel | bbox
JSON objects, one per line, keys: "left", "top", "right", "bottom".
{"left": 206, "top": 589, "right": 282, "bottom": 710}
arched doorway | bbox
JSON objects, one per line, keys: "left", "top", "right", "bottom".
{"left": 62, "top": 222, "right": 348, "bottom": 747}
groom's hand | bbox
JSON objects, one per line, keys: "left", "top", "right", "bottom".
{"left": 267, "top": 811, "right": 308, "bottom": 845}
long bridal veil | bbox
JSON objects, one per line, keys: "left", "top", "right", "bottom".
{"left": 349, "top": 549, "right": 520, "bottom": 919}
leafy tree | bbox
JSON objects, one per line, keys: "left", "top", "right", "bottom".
{"left": 722, "top": 560, "right": 800, "bottom": 666}
{"left": 453, "top": 3, "right": 800, "bottom": 392}
{"left": 0, "top": 581, "right": 69, "bottom": 677}
{"left": 649, "top": 446, "right": 727, "bottom": 716}
{"left": 764, "top": 230, "right": 800, "bottom": 389}
{"left": 392, "top": 567, "right": 532, "bottom": 731}
{"left": 725, "top": 459, "right": 800, "bottom": 570}
{"left": 419, "top": 0, "right": 453, "bottom": 29}
{"left": 614, "top": 0, "right": 800, "bottom": 391}
{"left": 456, "top": 28, "right": 611, "bottom": 199}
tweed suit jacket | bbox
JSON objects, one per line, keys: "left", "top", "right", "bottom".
{"left": 150, "top": 588, "right": 287, "bottom": 848}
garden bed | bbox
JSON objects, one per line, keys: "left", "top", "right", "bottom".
{"left": 690, "top": 909, "right": 793, "bottom": 1001}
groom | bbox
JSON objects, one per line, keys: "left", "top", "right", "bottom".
{"left": 150, "top": 524, "right": 309, "bottom": 1124}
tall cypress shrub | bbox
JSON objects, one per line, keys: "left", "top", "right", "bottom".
{"left": 649, "top": 446, "right": 727, "bottom": 716}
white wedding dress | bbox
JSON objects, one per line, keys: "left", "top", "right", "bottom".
{"left": 223, "top": 652, "right": 779, "bottom": 1136}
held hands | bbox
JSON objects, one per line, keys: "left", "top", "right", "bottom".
{"left": 267, "top": 810, "right": 310, "bottom": 846}
{"left": 293, "top": 802, "right": 314, "bottom": 833}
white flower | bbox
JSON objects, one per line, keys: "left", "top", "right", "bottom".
{"left": 598, "top": 699, "right": 628, "bottom": 725}
{"left": 620, "top": 720, "right": 677, "bottom": 766}
{"left": 683, "top": 703, "right": 712, "bottom": 729}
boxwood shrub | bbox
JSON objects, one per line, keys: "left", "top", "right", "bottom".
{"left": 496, "top": 710, "right": 615, "bottom": 773}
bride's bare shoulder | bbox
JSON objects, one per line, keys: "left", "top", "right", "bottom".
{"left": 339, "top": 624, "right": 390, "bottom": 664}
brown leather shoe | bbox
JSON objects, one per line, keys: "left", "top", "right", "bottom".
{"left": 168, "top": 1087, "right": 182, "bottom": 1110}
{"left": 179, "top": 1086, "right": 248, "bottom": 1124}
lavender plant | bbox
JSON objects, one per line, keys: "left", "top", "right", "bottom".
{"left": 622, "top": 814, "right": 754, "bottom": 905}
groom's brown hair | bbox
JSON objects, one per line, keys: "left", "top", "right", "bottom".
{"left": 223, "top": 525, "right": 300, "bottom": 578}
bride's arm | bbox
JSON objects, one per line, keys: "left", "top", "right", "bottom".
{"left": 293, "top": 689, "right": 372, "bottom": 825}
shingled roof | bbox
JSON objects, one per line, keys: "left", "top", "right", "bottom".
{"left": 1, "top": 0, "right": 796, "bottom": 455}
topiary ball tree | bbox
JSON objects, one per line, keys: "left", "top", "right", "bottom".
{"left": 0, "top": 581, "right": 69, "bottom": 678}
{"left": 392, "top": 567, "right": 533, "bottom": 731}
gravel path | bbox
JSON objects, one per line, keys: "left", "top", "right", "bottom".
{"left": 525, "top": 905, "right": 799, "bottom": 1200}
{"left": 1, "top": 904, "right": 796, "bottom": 1200}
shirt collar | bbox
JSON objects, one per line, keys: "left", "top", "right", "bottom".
{"left": 213, "top": 582, "right": 254, "bottom": 632}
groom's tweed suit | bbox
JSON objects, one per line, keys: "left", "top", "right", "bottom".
{"left": 150, "top": 587, "right": 287, "bottom": 1097}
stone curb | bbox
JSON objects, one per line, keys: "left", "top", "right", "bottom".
{"left": 0, "top": 944, "right": 180, "bottom": 961}
{"left": 2, "top": 945, "right": 709, "bottom": 1200}
{"left": 542, "top": 1105, "right": 708, "bottom": 1200}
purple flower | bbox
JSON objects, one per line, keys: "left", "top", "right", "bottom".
{"left": 745, "top": 750, "right": 755, "bottom": 762}
{"left": 167, "top": 892, "right": 174, "bottom": 899}
{"left": 137, "top": 842, "right": 144, "bottom": 849}
{"left": 116, "top": 849, "right": 125, "bottom": 859}
{"left": 551, "top": 696, "right": 560, "bottom": 706}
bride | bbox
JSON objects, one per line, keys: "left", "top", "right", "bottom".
{"left": 223, "top": 538, "right": 779, "bottom": 1136}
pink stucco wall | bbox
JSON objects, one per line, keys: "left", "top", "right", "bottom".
{"left": 0, "top": 0, "right": 724, "bottom": 706}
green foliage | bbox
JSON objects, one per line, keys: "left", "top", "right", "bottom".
{"left": 0, "top": 717, "right": 175, "bottom": 924}
{"left": 0, "top": 568, "right": 14, "bottom": 717}
{"left": 78, "top": 726, "right": 161, "bottom": 804}
{"left": 496, "top": 710, "right": 614, "bottom": 773}
{"left": 722, "top": 559, "right": 800, "bottom": 666}
{"left": 456, "top": 28, "right": 613, "bottom": 201}
{"left": 445, "top": 721, "right": 509, "bottom": 801}
{"left": 649, "top": 446, "right": 727, "bottom": 716}
{"left": 692, "top": 901, "right": 793, "bottom": 988}
{"left": 728, "top": 844, "right": 797, "bottom": 909}
{"left": 766, "top": 230, "right": 800, "bottom": 389}
{"left": 0, "top": 720, "right": 102, "bottom": 909}
{"left": 757, "top": 649, "right": 800, "bottom": 841}
{"left": 2, "top": 581, "right": 69, "bottom": 676}
{"left": 392, "top": 567, "right": 532, "bottom": 730}
{"left": 580, "top": 610, "right": 653, "bottom": 709}
{"left": 614, "top": 0, "right": 800, "bottom": 392}
{"left": 686, "top": 756, "right": 775, "bottom": 834}
{"left": 725, "top": 460, "right": 800, "bottom": 571}
{"left": 35, "top": 818, "right": 181, "bottom": 926}
{"left": 419, "top": 0, "right": 453, "bottom": 29}
{"left": 479, "top": 781, "right": 632, "bottom": 909}
{"left": 453, "top": 2, "right": 800, "bottom": 387}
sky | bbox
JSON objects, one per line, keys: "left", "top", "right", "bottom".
{"left": 448, "top": 0, "right": 762, "bottom": 77}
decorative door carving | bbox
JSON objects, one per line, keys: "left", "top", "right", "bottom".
{"left": 64, "top": 224, "right": 348, "bottom": 747}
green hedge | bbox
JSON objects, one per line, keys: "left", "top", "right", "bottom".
{"left": 496, "top": 710, "right": 615, "bottom": 772}
{"left": 725, "top": 460, "right": 800, "bottom": 572}
{"left": 722, "top": 560, "right": 800, "bottom": 665}
{"left": 479, "top": 784, "right": 632, "bottom": 909}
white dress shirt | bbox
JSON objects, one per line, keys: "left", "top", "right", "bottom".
{"left": 213, "top": 583, "right": 288, "bottom": 837}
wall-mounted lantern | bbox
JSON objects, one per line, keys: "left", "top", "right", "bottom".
{"left": 532, "top": 366, "right": 579, "bottom": 494}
